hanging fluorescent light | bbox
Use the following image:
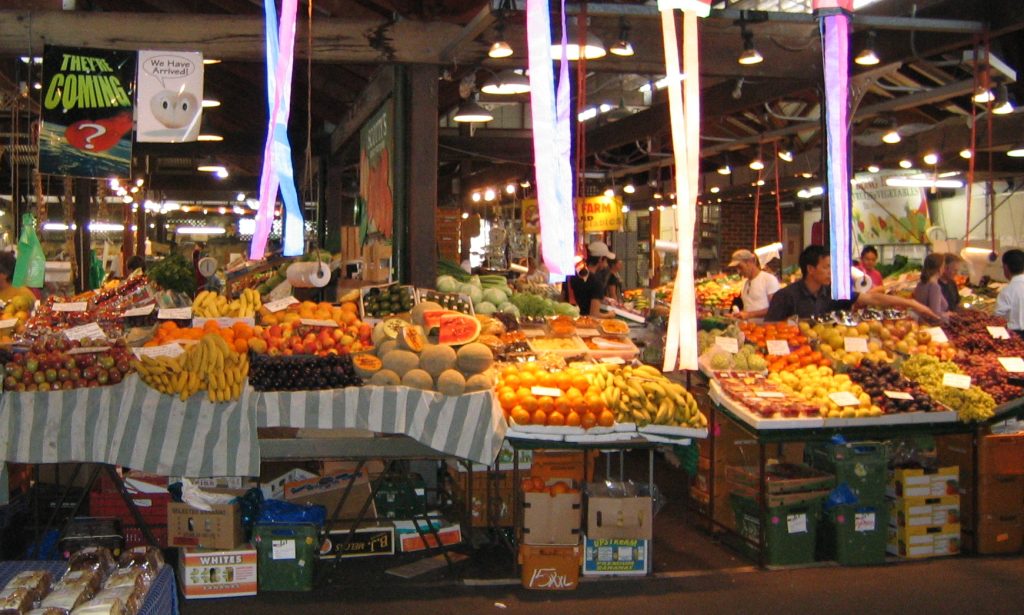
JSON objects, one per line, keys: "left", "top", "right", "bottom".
{"left": 480, "top": 69, "right": 530, "bottom": 95}
{"left": 881, "top": 127, "right": 901, "bottom": 144}
{"left": 709, "top": 186, "right": 720, "bottom": 194}
{"left": 1007, "top": 145, "right": 1024, "bottom": 158}
{"left": 898, "top": 159, "right": 913, "bottom": 169}
{"left": 452, "top": 98, "right": 493, "bottom": 123}
{"left": 923, "top": 152, "right": 940, "bottom": 165}
{"left": 609, "top": 18, "right": 634, "bottom": 57}
{"left": 973, "top": 87, "right": 994, "bottom": 103}
{"left": 202, "top": 58, "right": 221, "bottom": 65}
{"left": 749, "top": 158, "right": 765, "bottom": 171}
{"left": 717, "top": 164, "right": 731, "bottom": 175}
{"left": 993, "top": 84, "right": 1015, "bottom": 115}
{"left": 959, "top": 148, "right": 973, "bottom": 159}
{"left": 801, "top": 172, "right": 814, "bottom": 179}
{"left": 854, "top": 31, "right": 880, "bottom": 66}
{"left": 175, "top": 226, "right": 227, "bottom": 235}
{"left": 622, "top": 183, "right": 636, "bottom": 194}
{"left": 867, "top": 164, "right": 880, "bottom": 173}
{"left": 886, "top": 176, "right": 964, "bottom": 189}
{"left": 653, "top": 192, "right": 663, "bottom": 199}
{"left": 577, "top": 107, "right": 599, "bottom": 122}
{"left": 90, "top": 223, "right": 126, "bottom": 232}
{"left": 201, "top": 99, "right": 221, "bottom": 108}
{"left": 551, "top": 17, "right": 606, "bottom": 61}
{"left": 777, "top": 148, "right": 794, "bottom": 163}
{"left": 197, "top": 133, "right": 223, "bottom": 142}
{"left": 737, "top": 25, "right": 763, "bottom": 65}
{"left": 197, "top": 163, "right": 227, "bottom": 173}
{"left": 797, "top": 186, "right": 824, "bottom": 199}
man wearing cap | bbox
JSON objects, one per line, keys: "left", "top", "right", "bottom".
{"left": 568, "top": 241, "right": 615, "bottom": 317}
{"left": 587, "top": 241, "right": 615, "bottom": 291}
{"left": 730, "top": 249, "right": 780, "bottom": 321}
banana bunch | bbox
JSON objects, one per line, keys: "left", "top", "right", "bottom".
{"left": 193, "top": 289, "right": 262, "bottom": 318}
{"left": 134, "top": 334, "right": 249, "bottom": 402}
{"left": 588, "top": 364, "right": 707, "bottom": 428}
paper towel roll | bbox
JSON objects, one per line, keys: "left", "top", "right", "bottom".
{"left": 286, "top": 261, "right": 331, "bottom": 288}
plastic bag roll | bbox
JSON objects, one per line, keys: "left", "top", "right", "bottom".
{"left": 286, "top": 261, "right": 330, "bottom": 288}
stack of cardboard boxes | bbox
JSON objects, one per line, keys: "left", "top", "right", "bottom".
{"left": 886, "top": 466, "right": 961, "bottom": 559}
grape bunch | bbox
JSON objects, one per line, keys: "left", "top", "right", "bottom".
{"left": 899, "top": 355, "right": 995, "bottom": 422}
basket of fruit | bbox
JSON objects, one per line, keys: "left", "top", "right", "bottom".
{"left": 360, "top": 284, "right": 417, "bottom": 319}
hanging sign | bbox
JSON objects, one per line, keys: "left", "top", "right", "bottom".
{"left": 136, "top": 50, "right": 204, "bottom": 142}
{"left": 577, "top": 195, "right": 624, "bottom": 232}
{"left": 851, "top": 172, "right": 929, "bottom": 251}
{"left": 40, "top": 45, "right": 135, "bottom": 178}
{"left": 358, "top": 101, "right": 395, "bottom": 244}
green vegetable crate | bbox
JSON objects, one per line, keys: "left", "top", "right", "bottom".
{"left": 729, "top": 491, "right": 828, "bottom": 566}
{"left": 818, "top": 503, "right": 889, "bottom": 566}
{"left": 253, "top": 524, "right": 319, "bottom": 591}
{"left": 806, "top": 441, "right": 888, "bottom": 502}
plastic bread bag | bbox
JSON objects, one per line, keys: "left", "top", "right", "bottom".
{"left": 69, "top": 597, "right": 123, "bottom": 615}
{"left": 66, "top": 549, "right": 116, "bottom": 581}
{"left": 39, "top": 587, "right": 90, "bottom": 612}
{"left": 0, "top": 587, "right": 34, "bottom": 614}
{"left": 55, "top": 571, "right": 101, "bottom": 598}
{"left": 3, "top": 571, "right": 53, "bottom": 602}
{"left": 101, "top": 570, "right": 145, "bottom": 594}
{"left": 89, "top": 589, "right": 138, "bottom": 615}
{"left": 25, "top": 609, "right": 69, "bottom": 615}
{"left": 116, "top": 548, "right": 163, "bottom": 575}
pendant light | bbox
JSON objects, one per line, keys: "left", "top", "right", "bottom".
{"left": 737, "top": 24, "right": 763, "bottom": 66}
{"left": 481, "top": 69, "right": 531, "bottom": 95}
{"left": 609, "top": 18, "right": 634, "bottom": 57}
{"left": 453, "top": 96, "right": 493, "bottom": 123}
{"left": 551, "top": 17, "right": 606, "bottom": 61}
{"left": 854, "top": 31, "right": 880, "bottom": 66}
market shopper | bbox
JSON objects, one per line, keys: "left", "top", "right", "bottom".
{"left": 729, "top": 249, "right": 780, "bottom": 321}
{"left": 587, "top": 241, "right": 615, "bottom": 290}
{"left": 856, "top": 245, "right": 884, "bottom": 289}
{"left": 605, "top": 257, "right": 624, "bottom": 303}
{"left": 939, "top": 252, "right": 963, "bottom": 312}
{"left": 568, "top": 255, "right": 609, "bottom": 316}
{"left": 995, "top": 249, "right": 1024, "bottom": 336}
{"left": 764, "top": 245, "right": 938, "bottom": 322}
{"left": 0, "top": 251, "right": 38, "bottom": 306}
{"left": 912, "top": 253, "right": 949, "bottom": 323}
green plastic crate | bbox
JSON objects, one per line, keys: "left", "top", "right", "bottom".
{"left": 818, "top": 501, "right": 889, "bottom": 566}
{"left": 253, "top": 523, "right": 319, "bottom": 592}
{"left": 729, "top": 491, "right": 826, "bottom": 566}
{"left": 374, "top": 474, "right": 428, "bottom": 520}
{"left": 807, "top": 441, "right": 888, "bottom": 502}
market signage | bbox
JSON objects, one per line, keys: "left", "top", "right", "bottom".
{"left": 522, "top": 196, "right": 624, "bottom": 234}
{"left": 40, "top": 45, "right": 135, "bottom": 178}
{"left": 851, "top": 171, "right": 929, "bottom": 250}
{"left": 359, "top": 101, "right": 395, "bottom": 244}
{"left": 136, "top": 50, "right": 204, "bottom": 142}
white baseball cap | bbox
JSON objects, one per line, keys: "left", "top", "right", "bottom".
{"left": 588, "top": 241, "right": 616, "bottom": 260}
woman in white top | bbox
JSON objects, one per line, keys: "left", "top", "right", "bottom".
{"left": 729, "top": 249, "right": 781, "bottom": 321}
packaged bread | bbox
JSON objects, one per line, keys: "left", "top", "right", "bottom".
{"left": 66, "top": 549, "right": 115, "bottom": 581}
{"left": 100, "top": 570, "right": 144, "bottom": 594}
{"left": 0, "top": 587, "right": 34, "bottom": 614}
{"left": 55, "top": 571, "right": 101, "bottom": 597}
{"left": 25, "top": 609, "right": 68, "bottom": 615}
{"left": 3, "top": 571, "right": 53, "bottom": 602}
{"left": 69, "top": 597, "right": 123, "bottom": 615}
{"left": 116, "top": 548, "right": 163, "bottom": 574}
{"left": 39, "top": 586, "right": 90, "bottom": 612}
{"left": 88, "top": 589, "right": 138, "bottom": 615}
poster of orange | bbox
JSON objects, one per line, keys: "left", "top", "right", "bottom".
{"left": 522, "top": 195, "right": 623, "bottom": 234}
{"left": 359, "top": 101, "right": 394, "bottom": 245}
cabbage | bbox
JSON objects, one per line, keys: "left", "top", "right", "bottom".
{"left": 483, "top": 288, "right": 508, "bottom": 306}
{"left": 464, "top": 285, "right": 484, "bottom": 305}
{"left": 475, "top": 301, "right": 497, "bottom": 315}
{"left": 499, "top": 304, "right": 520, "bottom": 317}
{"left": 436, "top": 275, "right": 460, "bottom": 293}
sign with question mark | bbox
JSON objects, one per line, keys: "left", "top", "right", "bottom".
{"left": 136, "top": 50, "right": 204, "bottom": 143}
{"left": 39, "top": 45, "right": 135, "bottom": 178}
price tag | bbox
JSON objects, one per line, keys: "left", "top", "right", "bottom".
{"left": 987, "top": 326, "right": 1011, "bottom": 340}
{"left": 64, "top": 322, "right": 106, "bottom": 342}
{"left": 299, "top": 318, "right": 338, "bottom": 328}
{"left": 786, "top": 513, "right": 808, "bottom": 534}
{"left": 854, "top": 512, "right": 876, "bottom": 532}
{"left": 884, "top": 390, "right": 914, "bottom": 400}
{"left": 0, "top": 318, "right": 19, "bottom": 329}
{"left": 133, "top": 344, "right": 185, "bottom": 359}
{"left": 263, "top": 296, "right": 298, "bottom": 313}
{"left": 531, "top": 386, "right": 563, "bottom": 398}
{"left": 601, "top": 357, "right": 626, "bottom": 365}
{"left": 766, "top": 340, "right": 790, "bottom": 356}
{"left": 122, "top": 304, "right": 155, "bottom": 317}
{"left": 715, "top": 336, "right": 739, "bottom": 354}
{"left": 828, "top": 391, "right": 862, "bottom": 407}
{"left": 997, "top": 357, "right": 1024, "bottom": 373}
{"left": 942, "top": 373, "right": 972, "bottom": 389}
{"left": 575, "top": 328, "right": 600, "bottom": 337}
{"left": 271, "top": 539, "right": 296, "bottom": 560}
{"left": 158, "top": 307, "right": 192, "bottom": 320}
{"left": 843, "top": 337, "right": 869, "bottom": 353}
{"left": 922, "top": 327, "right": 948, "bottom": 344}
{"left": 67, "top": 346, "right": 111, "bottom": 355}
{"left": 52, "top": 301, "right": 88, "bottom": 312}
{"left": 754, "top": 391, "right": 786, "bottom": 399}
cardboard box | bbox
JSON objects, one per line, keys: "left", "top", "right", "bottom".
{"left": 974, "top": 514, "right": 1023, "bottom": 554}
{"left": 321, "top": 459, "right": 385, "bottom": 479}
{"left": 519, "top": 544, "right": 582, "bottom": 591}
{"left": 586, "top": 483, "right": 654, "bottom": 540}
{"left": 980, "top": 433, "right": 1024, "bottom": 476}
{"left": 466, "top": 440, "right": 532, "bottom": 472}
{"left": 888, "top": 467, "right": 959, "bottom": 499}
{"left": 977, "top": 475, "right": 1024, "bottom": 517}
{"left": 889, "top": 496, "right": 961, "bottom": 528}
{"left": 261, "top": 469, "right": 318, "bottom": 501}
{"left": 583, "top": 537, "right": 649, "bottom": 576}
{"left": 395, "top": 522, "right": 462, "bottom": 552}
{"left": 319, "top": 522, "right": 395, "bottom": 559}
{"left": 530, "top": 451, "right": 595, "bottom": 484}
{"left": 168, "top": 498, "right": 244, "bottom": 551}
{"left": 178, "top": 545, "right": 258, "bottom": 599}
{"left": 447, "top": 468, "right": 515, "bottom": 527}
{"left": 182, "top": 477, "right": 257, "bottom": 492}
{"left": 283, "top": 470, "right": 376, "bottom": 521}
{"left": 523, "top": 485, "right": 582, "bottom": 546}
{"left": 886, "top": 523, "right": 961, "bottom": 559}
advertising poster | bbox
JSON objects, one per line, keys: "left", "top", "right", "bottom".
{"left": 851, "top": 171, "right": 930, "bottom": 249}
{"left": 136, "top": 50, "right": 204, "bottom": 142}
{"left": 39, "top": 45, "right": 135, "bottom": 178}
{"left": 358, "top": 101, "right": 394, "bottom": 244}
{"left": 522, "top": 195, "right": 623, "bottom": 234}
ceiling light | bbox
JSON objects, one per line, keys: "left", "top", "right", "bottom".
{"left": 899, "top": 159, "right": 913, "bottom": 169}
{"left": 737, "top": 25, "right": 763, "bottom": 66}
{"left": 1008, "top": 145, "right": 1024, "bottom": 158}
{"left": 960, "top": 148, "right": 973, "bottom": 159}
{"left": 749, "top": 158, "right": 765, "bottom": 171}
{"left": 236, "top": 192, "right": 245, "bottom": 202}
{"left": 609, "top": 18, "right": 634, "bottom": 57}
{"left": 778, "top": 149, "right": 794, "bottom": 163}
{"left": 488, "top": 21, "right": 513, "bottom": 59}
{"left": 453, "top": 98, "right": 493, "bottom": 123}
{"left": 653, "top": 192, "right": 663, "bottom": 199}
{"left": 623, "top": 183, "right": 636, "bottom": 194}
{"left": 973, "top": 87, "right": 994, "bottom": 103}
{"left": 648, "top": 206, "right": 655, "bottom": 212}
{"left": 801, "top": 172, "right": 814, "bottom": 179}
{"left": 797, "top": 186, "right": 824, "bottom": 199}
{"left": 201, "top": 99, "right": 221, "bottom": 108}
{"left": 854, "top": 31, "right": 880, "bottom": 66}
{"left": 620, "top": 204, "right": 629, "bottom": 213}
{"left": 993, "top": 84, "right": 1015, "bottom": 115}
{"left": 480, "top": 69, "right": 530, "bottom": 95}
{"left": 471, "top": 192, "right": 482, "bottom": 202}
{"left": 197, "top": 133, "right": 223, "bottom": 142}
{"left": 202, "top": 58, "right": 221, "bottom": 65}
{"left": 175, "top": 226, "right": 226, "bottom": 235}
{"left": 109, "top": 178, "right": 120, "bottom": 189}
{"left": 755, "top": 179, "right": 766, "bottom": 186}
{"left": 603, "top": 187, "right": 615, "bottom": 198}
{"left": 867, "top": 164, "right": 880, "bottom": 173}
{"left": 197, "top": 164, "right": 227, "bottom": 173}
{"left": 717, "top": 164, "right": 731, "bottom": 175}
{"left": 215, "top": 168, "right": 229, "bottom": 178}
{"left": 461, "top": 212, "right": 470, "bottom": 219}
{"left": 709, "top": 186, "right": 720, "bottom": 194}
{"left": 886, "top": 176, "right": 964, "bottom": 189}
{"left": 483, "top": 188, "right": 496, "bottom": 201}
{"left": 135, "top": 178, "right": 144, "bottom": 187}
{"left": 520, "top": 180, "right": 531, "bottom": 188}
{"left": 923, "top": 152, "right": 940, "bottom": 165}
{"left": 122, "top": 195, "right": 133, "bottom": 203}
{"left": 551, "top": 17, "right": 606, "bottom": 61}
{"left": 881, "top": 127, "right": 901, "bottom": 144}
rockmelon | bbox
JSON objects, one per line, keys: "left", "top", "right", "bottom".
{"left": 370, "top": 369, "right": 401, "bottom": 386}
{"left": 382, "top": 350, "right": 420, "bottom": 378}
{"left": 419, "top": 344, "right": 457, "bottom": 379}
{"left": 353, "top": 354, "right": 382, "bottom": 378}
{"left": 401, "top": 368, "right": 434, "bottom": 391}
{"left": 410, "top": 301, "right": 443, "bottom": 328}
{"left": 436, "top": 370, "right": 466, "bottom": 396}
{"left": 464, "top": 373, "right": 493, "bottom": 393}
{"left": 377, "top": 340, "right": 399, "bottom": 357}
{"left": 456, "top": 342, "right": 494, "bottom": 374}
{"left": 397, "top": 325, "right": 426, "bottom": 352}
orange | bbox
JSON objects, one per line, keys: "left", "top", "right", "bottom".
{"left": 202, "top": 320, "right": 221, "bottom": 333}
{"left": 499, "top": 391, "right": 518, "bottom": 410}
{"left": 341, "top": 302, "right": 358, "bottom": 314}
{"left": 531, "top": 409, "right": 548, "bottom": 425}
{"left": 554, "top": 372, "right": 572, "bottom": 391}
{"left": 502, "top": 365, "right": 519, "bottom": 379}
{"left": 569, "top": 396, "right": 588, "bottom": 415}
{"left": 537, "top": 371, "right": 555, "bottom": 388}
{"left": 597, "top": 410, "right": 615, "bottom": 427}
{"left": 233, "top": 338, "right": 249, "bottom": 353}
{"left": 565, "top": 387, "right": 583, "bottom": 399}
{"left": 503, "top": 374, "right": 521, "bottom": 390}
{"left": 565, "top": 411, "right": 582, "bottom": 427}
{"left": 580, "top": 413, "right": 597, "bottom": 429}
{"left": 518, "top": 372, "right": 538, "bottom": 389}
{"left": 510, "top": 406, "right": 531, "bottom": 425}
{"left": 532, "top": 477, "right": 547, "bottom": 492}
{"left": 537, "top": 396, "right": 555, "bottom": 413}
{"left": 547, "top": 411, "right": 565, "bottom": 427}
{"left": 584, "top": 393, "right": 604, "bottom": 413}
{"left": 553, "top": 397, "right": 571, "bottom": 415}
{"left": 571, "top": 375, "right": 590, "bottom": 391}
{"left": 519, "top": 395, "right": 539, "bottom": 413}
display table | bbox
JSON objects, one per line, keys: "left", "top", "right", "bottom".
{"left": 0, "top": 560, "right": 177, "bottom": 615}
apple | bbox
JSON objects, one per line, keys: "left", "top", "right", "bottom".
{"left": 3, "top": 375, "right": 16, "bottom": 389}
{"left": 98, "top": 355, "right": 115, "bottom": 370}
{"left": 82, "top": 366, "right": 98, "bottom": 381}
{"left": 115, "top": 359, "right": 131, "bottom": 375}
{"left": 66, "top": 357, "right": 78, "bottom": 370}
{"left": 7, "top": 365, "right": 22, "bottom": 380}
{"left": 25, "top": 358, "right": 39, "bottom": 373}
{"left": 14, "top": 383, "right": 25, "bottom": 392}
{"left": 44, "top": 368, "right": 57, "bottom": 383}
{"left": 58, "top": 368, "right": 69, "bottom": 381}
{"left": 12, "top": 353, "right": 24, "bottom": 365}
{"left": 87, "top": 380, "right": 98, "bottom": 388}
{"left": 108, "top": 369, "right": 123, "bottom": 384}
{"left": 62, "top": 381, "right": 74, "bottom": 390}
{"left": 96, "top": 369, "right": 109, "bottom": 385}
{"left": 69, "top": 368, "right": 81, "bottom": 381}
{"left": 33, "top": 371, "right": 46, "bottom": 385}
{"left": 75, "top": 379, "right": 88, "bottom": 389}
{"left": 25, "top": 383, "right": 36, "bottom": 392}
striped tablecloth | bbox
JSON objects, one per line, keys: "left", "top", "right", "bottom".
{"left": 0, "top": 375, "right": 260, "bottom": 504}
{"left": 256, "top": 387, "right": 508, "bottom": 466}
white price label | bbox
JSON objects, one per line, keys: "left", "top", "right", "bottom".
{"left": 531, "top": 386, "right": 563, "bottom": 398}
{"left": 600, "top": 357, "right": 626, "bottom": 365}
{"left": 133, "top": 344, "right": 184, "bottom": 359}
{"left": 122, "top": 304, "right": 156, "bottom": 317}
{"left": 271, "top": 539, "right": 296, "bottom": 560}
{"left": 943, "top": 373, "right": 972, "bottom": 389}
{"left": 829, "top": 391, "right": 862, "bottom": 407}
{"left": 787, "top": 513, "right": 808, "bottom": 534}
{"left": 987, "top": 326, "right": 1011, "bottom": 340}
{"left": 575, "top": 328, "right": 600, "bottom": 337}
{"left": 263, "top": 296, "right": 299, "bottom": 313}
{"left": 67, "top": 346, "right": 110, "bottom": 355}
{"left": 715, "top": 336, "right": 739, "bottom": 354}
{"left": 922, "top": 327, "right": 948, "bottom": 344}
{"left": 158, "top": 307, "right": 192, "bottom": 320}
{"left": 754, "top": 390, "right": 786, "bottom": 399}
{"left": 843, "top": 337, "right": 869, "bottom": 353}
{"left": 766, "top": 340, "right": 790, "bottom": 356}
{"left": 854, "top": 512, "right": 876, "bottom": 532}
{"left": 63, "top": 322, "right": 106, "bottom": 342}
{"left": 52, "top": 301, "right": 88, "bottom": 312}
{"left": 997, "top": 357, "right": 1024, "bottom": 373}
{"left": 884, "top": 390, "right": 914, "bottom": 400}
{"left": 0, "top": 318, "right": 18, "bottom": 329}
{"left": 299, "top": 318, "right": 338, "bottom": 328}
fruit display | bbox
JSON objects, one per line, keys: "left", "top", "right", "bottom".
{"left": 767, "top": 365, "right": 882, "bottom": 418}
{"left": 714, "top": 372, "right": 820, "bottom": 418}
{"left": 0, "top": 294, "right": 33, "bottom": 341}
{"left": 372, "top": 319, "right": 496, "bottom": 395}
{"left": 361, "top": 284, "right": 416, "bottom": 318}
{"left": 3, "top": 337, "right": 134, "bottom": 392}
{"left": 135, "top": 333, "right": 248, "bottom": 402}
{"left": 587, "top": 363, "right": 706, "bottom": 428}
{"left": 697, "top": 324, "right": 743, "bottom": 355}
{"left": 436, "top": 273, "right": 519, "bottom": 317}
{"left": 193, "top": 289, "right": 262, "bottom": 318}
{"left": 899, "top": 354, "right": 996, "bottom": 421}
{"left": 695, "top": 276, "right": 741, "bottom": 311}
{"left": 248, "top": 353, "right": 361, "bottom": 391}
{"left": 703, "top": 344, "right": 767, "bottom": 371}
{"left": 417, "top": 289, "right": 473, "bottom": 315}
{"left": 22, "top": 296, "right": 125, "bottom": 340}
{"left": 622, "top": 288, "right": 651, "bottom": 312}
{"left": 847, "top": 360, "right": 939, "bottom": 414}
{"left": 146, "top": 320, "right": 258, "bottom": 355}
{"left": 496, "top": 362, "right": 615, "bottom": 428}
{"left": 520, "top": 477, "right": 578, "bottom": 495}
{"left": 528, "top": 336, "right": 588, "bottom": 356}
{"left": 254, "top": 301, "right": 372, "bottom": 356}
{"left": 90, "top": 274, "right": 152, "bottom": 311}
{"left": 944, "top": 311, "right": 1024, "bottom": 403}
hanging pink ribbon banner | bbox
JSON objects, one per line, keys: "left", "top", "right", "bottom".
{"left": 820, "top": 10, "right": 852, "bottom": 299}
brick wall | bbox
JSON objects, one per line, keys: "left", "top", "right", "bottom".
{"left": 718, "top": 202, "right": 802, "bottom": 265}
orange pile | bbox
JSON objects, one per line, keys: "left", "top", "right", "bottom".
{"left": 146, "top": 320, "right": 256, "bottom": 354}
{"left": 258, "top": 300, "right": 361, "bottom": 327}
{"left": 739, "top": 321, "right": 833, "bottom": 372}
{"left": 496, "top": 362, "right": 615, "bottom": 429}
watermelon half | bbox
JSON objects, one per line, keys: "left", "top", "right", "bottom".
{"left": 438, "top": 312, "right": 481, "bottom": 345}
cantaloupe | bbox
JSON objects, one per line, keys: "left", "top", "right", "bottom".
{"left": 370, "top": 369, "right": 401, "bottom": 386}
{"left": 382, "top": 350, "right": 420, "bottom": 378}
{"left": 353, "top": 354, "right": 382, "bottom": 378}
{"left": 398, "top": 325, "right": 426, "bottom": 352}
{"left": 377, "top": 340, "right": 399, "bottom": 357}
{"left": 401, "top": 368, "right": 434, "bottom": 391}
{"left": 464, "top": 373, "right": 493, "bottom": 393}
{"left": 436, "top": 370, "right": 466, "bottom": 396}
{"left": 456, "top": 342, "right": 494, "bottom": 374}
{"left": 419, "top": 344, "right": 457, "bottom": 379}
